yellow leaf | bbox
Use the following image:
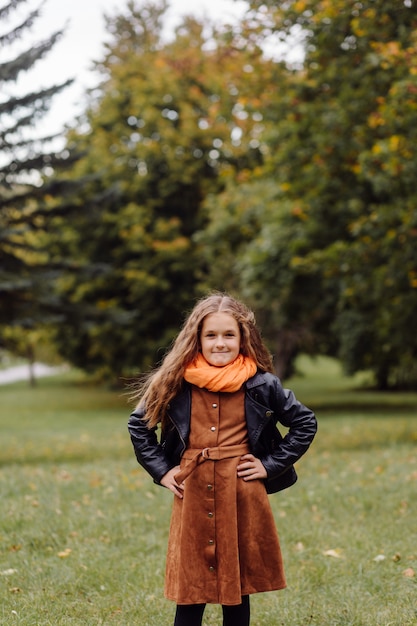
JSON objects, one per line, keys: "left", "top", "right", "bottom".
{"left": 389, "top": 135, "right": 401, "bottom": 151}
{"left": 57, "top": 549, "right": 72, "bottom": 558}
{"left": 323, "top": 549, "right": 343, "bottom": 558}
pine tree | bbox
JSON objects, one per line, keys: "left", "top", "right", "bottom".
{"left": 0, "top": 0, "right": 76, "bottom": 361}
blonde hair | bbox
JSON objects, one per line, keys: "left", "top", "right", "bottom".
{"left": 134, "top": 293, "right": 273, "bottom": 429}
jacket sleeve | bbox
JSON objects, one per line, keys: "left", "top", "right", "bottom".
{"left": 260, "top": 379, "right": 317, "bottom": 479}
{"left": 127, "top": 409, "right": 173, "bottom": 485}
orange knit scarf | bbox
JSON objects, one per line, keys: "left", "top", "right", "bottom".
{"left": 184, "top": 353, "right": 257, "bottom": 393}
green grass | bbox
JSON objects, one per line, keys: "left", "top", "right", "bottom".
{"left": 1, "top": 359, "right": 417, "bottom": 625}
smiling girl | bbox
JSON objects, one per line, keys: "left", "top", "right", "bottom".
{"left": 128, "top": 293, "right": 317, "bottom": 626}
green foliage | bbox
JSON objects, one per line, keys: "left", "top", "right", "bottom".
{"left": 3, "top": 0, "right": 415, "bottom": 387}
{"left": 50, "top": 1, "right": 283, "bottom": 379}
{"left": 1, "top": 363, "right": 416, "bottom": 624}
{"left": 202, "top": 0, "right": 417, "bottom": 387}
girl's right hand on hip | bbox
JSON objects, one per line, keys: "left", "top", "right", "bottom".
{"left": 161, "top": 466, "right": 185, "bottom": 499}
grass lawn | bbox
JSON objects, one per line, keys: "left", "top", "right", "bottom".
{"left": 1, "top": 359, "right": 416, "bottom": 625}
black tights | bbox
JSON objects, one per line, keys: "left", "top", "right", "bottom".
{"left": 174, "top": 595, "right": 250, "bottom": 626}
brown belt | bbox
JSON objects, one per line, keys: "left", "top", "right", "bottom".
{"left": 174, "top": 443, "right": 250, "bottom": 484}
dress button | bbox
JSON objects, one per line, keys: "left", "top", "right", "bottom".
{"left": 209, "top": 566, "right": 215, "bottom": 572}
{"left": 210, "top": 426, "right": 216, "bottom": 431}
{"left": 208, "top": 512, "right": 214, "bottom": 518}
{"left": 212, "top": 403, "right": 218, "bottom": 408}
{"left": 208, "top": 539, "right": 214, "bottom": 545}
{"left": 207, "top": 484, "right": 213, "bottom": 490}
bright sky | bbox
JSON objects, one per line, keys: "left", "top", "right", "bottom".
{"left": 5, "top": 0, "right": 249, "bottom": 136}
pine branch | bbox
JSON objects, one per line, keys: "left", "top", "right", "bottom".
{"left": 0, "top": 7, "right": 41, "bottom": 46}
{"left": 0, "top": 0, "right": 29, "bottom": 22}
{"left": 0, "top": 30, "right": 65, "bottom": 82}
{"left": 0, "top": 121, "right": 65, "bottom": 150}
{"left": 0, "top": 79, "right": 73, "bottom": 116}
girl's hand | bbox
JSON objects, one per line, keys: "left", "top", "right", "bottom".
{"left": 237, "top": 454, "right": 267, "bottom": 481}
{"left": 160, "top": 466, "right": 185, "bottom": 499}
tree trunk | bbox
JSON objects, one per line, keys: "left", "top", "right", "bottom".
{"left": 27, "top": 344, "right": 36, "bottom": 387}
{"left": 273, "top": 330, "right": 299, "bottom": 380}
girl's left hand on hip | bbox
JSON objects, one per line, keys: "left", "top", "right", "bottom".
{"left": 237, "top": 454, "right": 267, "bottom": 481}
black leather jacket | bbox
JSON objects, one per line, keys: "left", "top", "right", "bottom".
{"left": 128, "top": 371, "right": 317, "bottom": 494}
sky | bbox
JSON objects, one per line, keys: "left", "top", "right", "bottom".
{"left": 3, "top": 0, "right": 248, "bottom": 136}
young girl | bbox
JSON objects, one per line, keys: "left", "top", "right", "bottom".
{"left": 128, "top": 293, "right": 317, "bottom": 626}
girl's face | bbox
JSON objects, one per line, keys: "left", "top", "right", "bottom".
{"left": 200, "top": 312, "right": 241, "bottom": 367}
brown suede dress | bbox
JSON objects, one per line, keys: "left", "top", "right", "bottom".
{"left": 164, "top": 386, "right": 286, "bottom": 606}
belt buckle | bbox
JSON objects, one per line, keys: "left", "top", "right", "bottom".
{"left": 202, "top": 447, "right": 210, "bottom": 459}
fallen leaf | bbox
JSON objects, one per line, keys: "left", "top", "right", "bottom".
{"left": 392, "top": 553, "right": 401, "bottom": 562}
{"left": 323, "top": 549, "right": 343, "bottom": 559}
{"left": 57, "top": 470, "right": 72, "bottom": 481}
{"left": 89, "top": 474, "right": 103, "bottom": 487}
{"left": 403, "top": 568, "right": 415, "bottom": 578}
{"left": 9, "top": 545, "right": 22, "bottom": 552}
{"left": 373, "top": 554, "right": 386, "bottom": 562}
{"left": 1, "top": 569, "right": 18, "bottom": 576}
{"left": 399, "top": 501, "right": 408, "bottom": 515}
{"left": 57, "top": 549, "right": 72, "bottom": 558}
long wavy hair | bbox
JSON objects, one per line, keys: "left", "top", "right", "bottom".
{"left": 133, "top": 293, "right": 274, "bottom": 429}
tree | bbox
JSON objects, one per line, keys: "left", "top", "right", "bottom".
{"left": 0, "top": 0, "right": 75, "bottom": 368}
{"left": 50, "top": 1, "right": 283, "bottom": 379}
{"left": 204, "top": 0, "right": 417, "bottom": 387}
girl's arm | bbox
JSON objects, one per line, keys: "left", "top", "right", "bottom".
{"left": 128, "top": 409, "right": 173, "bottom": 485}
{"left": 246, "top": 374, "right": 317, "bottom": 482}
{"left": 262, "top": 381, "right": 317, "bottom": 479}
